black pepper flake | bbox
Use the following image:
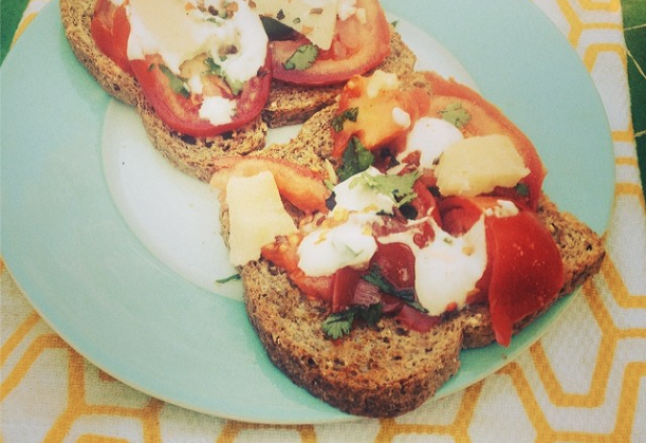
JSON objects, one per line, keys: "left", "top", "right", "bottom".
{"left": 276, "top": 9, "right": 285, "bottom": 20}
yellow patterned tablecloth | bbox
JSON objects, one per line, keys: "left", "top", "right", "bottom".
{"left": 2, "top": 0, "right": 645, "bottom": 441}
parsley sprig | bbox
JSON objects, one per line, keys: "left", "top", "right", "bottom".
{"left": 322, "top": 304, "right": 382, "bottom": 340}
{"left": 283, "top": 43, "right": 319, "bottom": 71}
{"left": 350, "top": 170, "right": 422, "bottom": 207}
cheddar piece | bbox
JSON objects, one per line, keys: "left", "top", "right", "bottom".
{"left": 226, "top": 172, "right": 297, "bottom": 266}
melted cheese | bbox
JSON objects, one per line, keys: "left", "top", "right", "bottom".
{"left": 128, "top": 0, "right": 267, "bottom": 84}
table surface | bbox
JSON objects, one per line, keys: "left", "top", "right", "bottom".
{"left": 1, "top": 0, "right": 645, "bottom": 442}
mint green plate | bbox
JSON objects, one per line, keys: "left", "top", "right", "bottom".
{"left": 1, "top": 0, "right": 613, "bottom": 424}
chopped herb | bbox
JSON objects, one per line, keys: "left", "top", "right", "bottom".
{"left": 203, "top": 57, "right": 244, "bottom": 96}
{"left": 362, "top": 264, "right": 428, "bottom": 313}
{"left": 515, "top": 182, "right": 529, "bottom": 197}
{"left": 293, "top": 17, "right": 301, "bottom": 24}
{"left": 215, "top": 274, "right": 241, "bottom": 284}
{"left": 283, "top": 43, "right": 318, "bottom": 71}
{"left": 331, "top": 107, "right": 359, "bottom": 132}
{"left": 390, "top": 19, "right": 399, "bottom": 28}
{"left": 322, "top": 304, "right": 382, "bottom": 339}
{"left": 439, "top": 102, "right": 471, "bottom": 129}
{"left": 158, "top": 64, "right": 190, "bottom": 98}
{"left": 276, "top": 8, "right": 285, "bottom": 20}
{"left": 204, "top": 57, "right": 223, "bottom": 76}
{"left": 350, "top": 170, "right": 421, "bottom": 207}
{"left": 337, "top": 137, "right": 375, "bottom": 182}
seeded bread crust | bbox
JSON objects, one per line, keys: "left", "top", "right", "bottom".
{"left": 217, "top": 97, "right": 606, "bottom": 417}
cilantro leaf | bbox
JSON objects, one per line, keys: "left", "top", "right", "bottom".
{"left": 322, "top": 309, "right": 355, "bottom": 340}
{"left": 337, "top": 137, "right": 375, "bottom": 182}
{"left": 158, "top": 64, "right": 190, "bottom": 98}
{"left": 350, "top": 170, "right": 421, "bottom": 207}
{"left": 283, "top": 44, "right": 319, "bottom": 71}
{"left": 322, "top": 304, "right": 383, "bottom": 340}
{"left": 331, "top": 107, "right": 359, "bottom": 132}
{"left": 439, "top": 102, "right": 471, "bottom": 128}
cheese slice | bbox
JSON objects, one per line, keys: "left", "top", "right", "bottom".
{"left": 225, "top": 172, "right": 298, "bottom": 266}
{"left": 248, "top": 0, "right": 338, "bottom": 50}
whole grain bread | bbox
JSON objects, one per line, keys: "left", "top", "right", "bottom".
{"left": 61, "top": 0, "right": 417, "bottom": 181}
{"left": 216, "top": 80, "right": 606, "bottom": 417}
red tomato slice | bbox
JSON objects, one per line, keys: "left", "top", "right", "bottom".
{"left": 210, "top": 156, "right": 331, "bottom": 214}
{"left": 423, "top": 72, "right": 546, "bottom": 210}
{"left": 330, "top": 267, "right": 362, "bottom": 313}
{"left": 485, "top": 211, "right": 565, "bottom": 347}
{"left": 372, "top": 242, "right": 416, "bottom": 291}
{"left": 91, "top": 0, "right": 133, "bottom": 75}
{"left": 130, "top": 53, "right": 271, "bottom": 138}
{"left": 261, "top": 237, "right": 332, "bottom": 303}
{"left": 270, "top": 0, "right": 390, "bottom": 85}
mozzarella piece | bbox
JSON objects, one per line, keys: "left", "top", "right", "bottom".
{"left": 435, "top": 134, "right": 530, "bottom": 197}
{"left": 333, "top": 167, "right": 394, "bottom": 215}
{"left": 415, "top": 217, "right": 487, "bottom": 316}
{"left": 225, "top": 172, "right": 297, "bottom": 266}
{"left": 297, "top": 214, "right": 377, "bottom": 277}
{"left": 199, "top": 95, "right": 237, "bottom": 126}
{"left": 249, "top": 0, "right": 338, "bottom": 50}
{"left": 398, "top": 117, "right": 464, "bottom": 169}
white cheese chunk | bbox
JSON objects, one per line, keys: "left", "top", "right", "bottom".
{"left": 225, "top": 172, "right": 297, "bottom": 266}
{"left": 435, "top": 134, "right": 530, "bottom": 197}
{"left": 297, "top": 214, "right": 377, "bottom": 277}
{"left": 415, "top": 217, "right": 487, "bottom": 316}
{"left": 199, "top": 95, "right": 237, "bottom": 126}
{"left": 398, "top": 117, "right": 464, "bottom": 169}
{"left": 249, "top": 0, "right": 338, "bottom": 50}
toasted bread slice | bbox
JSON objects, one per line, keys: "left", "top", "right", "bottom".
{"left": 262, "top": 27, "right": 417, "bottom": 128}
{"left": 217, "top": 82, "right": 606, "bottom": 417}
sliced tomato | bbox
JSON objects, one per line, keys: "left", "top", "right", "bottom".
{"left": 396, "top": 305, "right": 442, "bottom": 333}
{"left": 130, "top": 52, "right": 271, "bottom": 138}
{"left": 485, "top": 211, "right": 564, "bottom": 347}
{"left": 333, "top": 75, "right": 431, "bottom": 157}
{"left": 270, "top": 0, "right": 390, "bottom": 85}
{"left": 330, "top": 267, "right": 362, "bottom": 313}
{"left": 210, "top": 156, "right": 331, "bottom": 214}
{"left": 91, "top": 0, "right": 133, "bottom": 74}
{"left": 372, "top": 242, "right": 416, "bottom": 290}
{"left": 261, "top": 237, "right": 332, "bottom": 303}
{"left": 423, "top": 72, "right": 546, "bottom": 210}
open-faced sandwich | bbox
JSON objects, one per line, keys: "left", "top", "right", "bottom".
{"left": 209, "top": 70, "right": 606, "bottom": 417}
{"left": 60, "top": 0, "right": 415, "bottom": 181}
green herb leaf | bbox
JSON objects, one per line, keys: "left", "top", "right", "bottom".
{"left": 331, "top": 107, "right": 359, "bottom": 132}
{"left": 283, "top": 43, "right": 319, "bottom": 71}
{"left": 203, "top": 57, "right": 244, "bottom": 95}
{"left": 204, "top": 57, "right": 223, "bottom": 76}
{"left": 350, "top": 170, "right": 422, "bottom": 207}
{"left": 439, "top": 102, "right": 471, "bottom": 129}
{"left": 158, "top": 64, "right": 190, "bottom": 98}
{"left": 515, "top": 182, "right": 529, "bottom": 197}
{"left": 337, "top": 137, "right": 375, "bottom": 182}
{"left": 322, "top": 309, "right": 355, "bottom": 340}
{"left": 215, "top": 274, "right": 241, "bottom": 284}
{"left": 362, "top": 264, "right": 428, "bottom": 313}
{"left": 322, "top": 304, "right": 383, "bottom": 339}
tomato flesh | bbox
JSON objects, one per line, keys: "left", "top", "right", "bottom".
{"left": 91, "top": 0, "right": 133, "bottom": 75}
{"left": 270, "top": 0, "right": 391, "bottom": 85}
